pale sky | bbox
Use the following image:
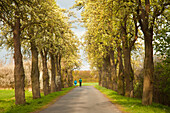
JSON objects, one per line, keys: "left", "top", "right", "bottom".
{"left": 57, "top": 0, "right": 90, "bottom": 70}
{"left": 0, "top": 0, "right": 90, "bottom": 70}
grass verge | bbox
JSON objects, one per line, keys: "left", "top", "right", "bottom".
{"left": 0, "top": 87, "right": 74, "bottom": 113}
{"left": 75, "top": 82, "right": 98, "bottom": 86}
{"left": 80, "top": 82, "right": 98, "bottom": 86}
{"left": 95, "top": 85, "right": 170, "bottom": 113}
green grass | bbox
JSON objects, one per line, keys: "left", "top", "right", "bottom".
{"left": 83, "top": 82, "right": 98, "bottom": 86}
{"left": 76, "top": 82, "right": 98, "bottom": 86}
{"left": 0, "top": 87, "right": 74, "bottom": 113}
{"left": 95, "top": 85, "right": 170, "bottom": 113}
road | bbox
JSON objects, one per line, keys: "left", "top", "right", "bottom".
{"left": 40, "top": 86, "right": 121, "bottom": 113}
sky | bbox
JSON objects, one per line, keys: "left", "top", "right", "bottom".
{"left": 56, "top": 0, "right": 90, "bottom": 70}
{"left": 0, "top": 0, "right": 90, "bottom": 70}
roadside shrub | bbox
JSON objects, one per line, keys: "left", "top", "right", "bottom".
{"left": 0, "top": 61, "right": 32, "bottom": 88}
{"left": 153, "top": 58, "right": 170, "bottom": 106}
{"left": 0, "top": 66, "right": 14, "bottom": 88}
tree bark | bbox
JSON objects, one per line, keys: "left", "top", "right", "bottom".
{"left": 41, "top": 50, "right": 50, "bottom": 96}
{"left": 117, "top": 45, "right": 125, "bottom": 95}
{"left": 67, "top": 69, "right": 73, "bottom": 87}
{"left": 123, "top": 48, "right": 134, "bottom": 97}
{"left": 122, "top": 18, "right": 134, "bottom": 97}
{"left": 58, "top": 54, "right": 64, "bottom": 88}
{"left": 13, "top": 16, "right": 26, "bottom": 105}
{"left": 102, "top": 62, "right": 106, "bottom": 88}
{"left": 110, "top": 49, "right": 117, "bottom": 91}
{"left": 142, "top": 31, "right": 154, "bottom": 105}
{"left": 98, "top": 67, "right": 102, "bottom": 86}
{"left": 64, "top": 69, "right": 68, "bottom": 87}
{"left": 137, "top": 0, "right": 154, "bottom": 105}
{"left": 50, "top": 53, "right": 57, "bottom": 93}
{"left": 70, "top": 70, "right": 73, "bottom": 87}
{"left": 55, "top": 54, "right": 62, "bottom": 91}
{"left": 31, "top": 40, "right": 41, "bottom": 99}
{"left": 102, "top": 53, "right": 111, "bottom": 89}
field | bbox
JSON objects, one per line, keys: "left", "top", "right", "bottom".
{"left": 76, "top": 82, "right": 98, "bottom": 86}
{"left": 73, "top": 70, "right": 98, "bottom": 83}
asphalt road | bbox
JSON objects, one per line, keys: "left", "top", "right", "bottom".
{"left": 40, "top": 86, "right": 121, "bottom": 113}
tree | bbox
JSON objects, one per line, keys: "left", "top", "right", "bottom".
{"left": 74, "top": 0, "right": 169, "bottom": 106}
{"left": 116, "top": 39, "right": 125, "bottom": 95}
{"left": 136, "top": 0, "right": 169, "bottom": 105}
{"left": 0, "top": 0, "right": 40, "bottom": 104}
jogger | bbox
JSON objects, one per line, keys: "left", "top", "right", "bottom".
{"left": 79, "top": 78, "right": 82, "bottom": 87}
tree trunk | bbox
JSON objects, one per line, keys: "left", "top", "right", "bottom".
{"left": 102, "top": 53, "right": 111, "bottom": 89}
{"left": 117, "top": 45, "right": 125, "bottom": 95}
{"left": 123, "top": 48, "right": 134, "bottom": 97}
{"left": 13, "top": 16, "right": 26, "bottom": 105}
{"left": 65, "top": 69, "right": 68, "bottom": 87}
{"left": 67, "top": 69, "right": 72, "bottom": 87}
{"left": 50, "top": 53, "right": 57, "bottom": 93}
{"left": 98, "top": 67, "right": 102, "bottom": 86}
{"left": 55, "top": 54, "right": 62, "bottom": 91}
{"left": 110, "top": 49, "right": 117, "bottom": 91}
{"left": 102, "top": 63, "right": 106, "bottom": 87}
{"left": 58, "top": 54, "right": 64, "bottom": 88}
{"left": 107, "top": 54, "right": 112, "bottom": 89}
{"left": 70, "top": 70, "right": 73, "bottom": 87}
{"left": 31, "top": 40, "right": 41, "bottom": 99}
{"left": 41, "top": 50, "right": 50, "bottom": 96}
{"left": 137, "top": 0, "right": 154, "bottom": 105}
{"left": 122, "top": 17, "right": 134, "bottom": 97}
{"left": 142, "top": 31, "right": 154, "bottom": 105}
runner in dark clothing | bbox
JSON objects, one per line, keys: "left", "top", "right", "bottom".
{"left": 79, "top": 78, "right": 82, "bottom": 87}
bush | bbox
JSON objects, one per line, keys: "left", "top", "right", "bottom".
{"left": 0, "top": 61, "right": 32, "bottom": 88}
{"left": 0, "top": 66, "right": 14, "bottom": 88}
{"left": 153, "top": 58, "right": 170, "bottom": 106}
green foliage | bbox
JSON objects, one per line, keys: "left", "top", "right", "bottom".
{"left": 154, "top": 10, "right": 170, "bottom": 58}
{"left": 75, "top": 0, "right": 170, "bottom": 106}
{"left": 95, "top": 85, "right": 170, "bottom": 113}
{"left": 0, "top": 87, "right": 74, "bottom": 113}
{"left": 76, "top": 0, "right": 140, "bottom": 72}
{"left": 0, "top": 0, "right": 81, "bottom": 71}
{"left": 153, "top": 58, "right": 170, "bottom": 105}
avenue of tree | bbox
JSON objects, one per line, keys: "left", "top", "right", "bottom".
{"left": 73, "top": 0, "right": 170, "bottom": 106}
{"left": 0, "top": 0, "right": 169, "bottom": 107}
{"left": 0, "top": 0, "right": 81, "bottom": 105}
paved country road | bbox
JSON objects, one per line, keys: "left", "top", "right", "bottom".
{"left": 40, "top": 86, "right": 121, "bottom": 113}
